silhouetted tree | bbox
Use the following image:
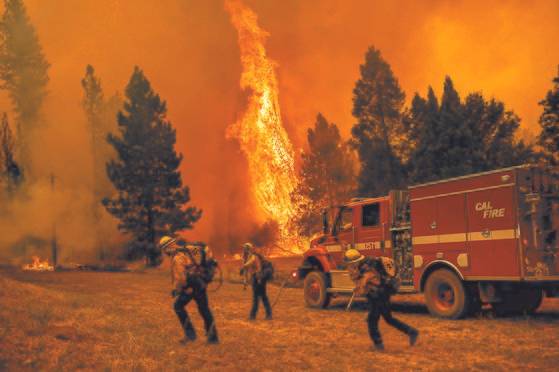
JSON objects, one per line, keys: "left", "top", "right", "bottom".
{"left": 405, "top": 87, "right": 441, "bottom": 183}
{"left": 406, "top": 77, "right": 532, "bottom": 183}
{"left": 291, "top": 113, "right": 355, "bottom": 236}
{"left": 103, "top": 67, "right": 201, "bottom": 266}
{"left": 0, "top": 113, "right": 22, "bottom": 193}
{"left": 0, "top": 0, "right": 49, "bottom": 170}
{"left": 539, "top": 67, "right": 559, "bottom": 167}
{"left": 351, "top": 47, "right": 405, "bottom": 196}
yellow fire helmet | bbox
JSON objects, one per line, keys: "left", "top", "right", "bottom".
{"left": 242, "top": 242, "right": 254, "bottom": 251}
{"left": 344, "top": 249, "right": 364, "bottom": 264}
{"left": 159, "top": 236, "right": 177, "bottom": 252}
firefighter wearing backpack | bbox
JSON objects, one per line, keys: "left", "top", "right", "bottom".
{"left": 241, "top": 242, "right": 273, "bottom": 320}
{"left": 159, "top": 236, "right": 219, "bottom": 344}
{"left": 344, "top": 249, "right": 418, "bottom": 351}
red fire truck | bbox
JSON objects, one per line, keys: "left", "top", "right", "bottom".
{"left": 297, "top": 165, "right": 559, "bottom": 318}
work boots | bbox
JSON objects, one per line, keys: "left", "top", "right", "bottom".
{"left": 180, "top": 322, "right": 197, "bottom": 344}
{"left": 409, "top": 330, "right": 419, "bottom": 346}
{"left": 207, "top": 326, "right": 219, "bottom": 344}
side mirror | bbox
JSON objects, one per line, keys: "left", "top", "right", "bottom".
{"left": 322, "top": 210, "right": 329, "bottom": 234}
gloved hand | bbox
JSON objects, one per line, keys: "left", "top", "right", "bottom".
{"left": 239, "top": 268, "right": 245, "bottom": 276}
{"left": 171, "top": 289, "right": 179, "bottom": 298}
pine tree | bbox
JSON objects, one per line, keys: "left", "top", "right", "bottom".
{"left": 291, "top": 113, "right": 355, "bottom": 236}
{"left": 0, "top": 113, "right": 22, "bottom": 193}
{"left": 539, "top": 67, "right": 559, "bottom": 167}
{"left": 436, "top": 77, "right": 475, "bottom": 178}
{"left": 103, "top": 67, "right": 201, "bottom": 266}
{"left": 406, "top": 87, "right": 441, "bottom": 183}
{"left": 0, "top": 0, "right": 49, "bottom": 170}
{"left": 407, "top": 77, "right": 532, "bottom": 184}
{"left": 81, "top": 65, "right": 119, "bottom": 207}
{"left": 351, "top": 46, "right": 405, "bottom": 196}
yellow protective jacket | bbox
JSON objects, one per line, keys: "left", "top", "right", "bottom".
{"left": 242, "top": 253, "right": 262, "bottom": 278}
{"left": 349, "top": 259, "right": 382, "bottom": 297}
{"left": 171, "top": 246, "right": 214, "bottom": 292}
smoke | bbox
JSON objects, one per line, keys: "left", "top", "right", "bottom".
{"left": 0, "top": 0, "right": 557, "bottom": 261}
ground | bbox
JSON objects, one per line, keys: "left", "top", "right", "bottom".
{"left": 1, "top": 267, "right": 558, "bottom": 371}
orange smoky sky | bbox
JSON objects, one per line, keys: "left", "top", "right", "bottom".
{"left": 5, "top": 0, "right": 558, "bottom": 248}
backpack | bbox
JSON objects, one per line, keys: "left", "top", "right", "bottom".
{"left": 255, "top": 253, "right": 274, "bottom": 281}
{"left": 184, "top": 244, "right": 218, "bottom": 284}
{"left": 378, "top": 256, "right": 401, "bottom": 295}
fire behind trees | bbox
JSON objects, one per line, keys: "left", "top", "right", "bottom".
{"left": 290, "top": 113, "right": 356, "bottom": 237}
{"left": 0, "top": 0, "right": 557, "bottom": 265}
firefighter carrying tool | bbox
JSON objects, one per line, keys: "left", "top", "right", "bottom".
{"left": 345, "top": 249, "right": 418, "bottom": 351}
{"left": 241, "top": 242, "right": 273, "bottom": 320}
{"left": 160, "top": 236, "right": 219, "bottom": 344}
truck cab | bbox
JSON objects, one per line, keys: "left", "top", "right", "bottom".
{"left": 299, "top": 191, "right": 414, "bottom": 308}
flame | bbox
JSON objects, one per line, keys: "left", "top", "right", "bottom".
{"left": 22, "top": 256, "right": 54, "bottom": 271}
{"left": 225, "top": 0, "right": 303, "bottom": 253}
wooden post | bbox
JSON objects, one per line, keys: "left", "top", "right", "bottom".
{"left": 50, "top": 174, "right": 58, "bottom": 268}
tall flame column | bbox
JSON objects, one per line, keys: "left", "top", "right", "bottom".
{"left": 225, "top": 0, "right": 299, "bottom": 251}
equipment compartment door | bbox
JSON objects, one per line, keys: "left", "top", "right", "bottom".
{"left": 466, "top": 186, "right": 519, "bottom": 277}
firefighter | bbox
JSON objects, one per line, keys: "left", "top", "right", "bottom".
{"left": 241, "top": 242, "right": 272, "bottom": 320}
{"left": 159, "top": 236, "right": 219, "bottom": 344}
{"left": 344, "top": 249, "right": 418, "bottom": 351}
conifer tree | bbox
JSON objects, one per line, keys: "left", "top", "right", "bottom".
{"left": 291, "top": 113, "right": 355, "bottom": 236}
{"left": 0, "top": 0, "right": 49, "bottom": 170}
{"left": 81, "top": 65, "right": 119, "bottom": 206}
{"left": 351, "top": 46, "right": 405, "bottom": 196}
{"left": 407, "top": 77, "right": 532, "bottom": 183}
{"left": 103, "top": 67, "right": 201, "bottom": 266}
{"left": 406, "top": 87, "right": 441, "bottom": 183}
{"left": 0, "top": 112, "right": 22, "bottom": 193}
{"left": 539, "top": 67, "right": 559, "bottom": 167}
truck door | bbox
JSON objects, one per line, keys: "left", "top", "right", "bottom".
{"left": 358, "top": 202, "right": 384, "bottom": 257}
{"left": 328, "top": 206, "right": 355, "bottom": 260}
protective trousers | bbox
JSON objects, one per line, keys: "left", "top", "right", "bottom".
{"left": 174, "top": 281, "right": 218, "bottom": 343}
{"left": 250, "top": 276, "right": 272, "bottom": 319}
{"left": 367, "top": 294, "right": 416, "bottom": 346}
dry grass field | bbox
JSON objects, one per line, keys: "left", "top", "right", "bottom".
{"left": 1, "top": 267, "right": 559, "bottom": 371}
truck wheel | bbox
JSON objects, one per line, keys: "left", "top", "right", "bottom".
{"left": 304, "top": 271, "right": 331, "bottom": 308}
{"left": 492, "top": 288, "right": 543, "bottom": 316}
{"left": 424, "top": 269, "right": 469, "bottom": 319}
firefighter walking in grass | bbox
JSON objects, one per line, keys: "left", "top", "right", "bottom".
{"left": 159, "top": 236, "right": 219, "bottom": 344}
{"left": 345, "top": 249, "right": 418, "bottom": 351}
{"left": 240, "top": 242, "right": 273, "bottom": 320}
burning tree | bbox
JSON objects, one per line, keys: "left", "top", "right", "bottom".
{"left": 103, "top": 67, "right": 201, "bottom": 266}
{"left": 0, "top": 0, "right": 49, "bottom": 173}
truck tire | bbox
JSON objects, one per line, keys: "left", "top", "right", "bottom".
{"left": 492, "top": 288, "right": 543, "bottom": 316}
{"left": 424, "top": 269, "right": 469, "bottom": 319}
{"left": 304, "top": 271, "right": 331, "bottom": 308}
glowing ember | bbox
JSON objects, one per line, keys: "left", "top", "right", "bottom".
{"left": 22, "top": 256, "right": 54, "bottom": 271}
{"left": 225, "top": 0, "right": 302, "bottom": 253}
